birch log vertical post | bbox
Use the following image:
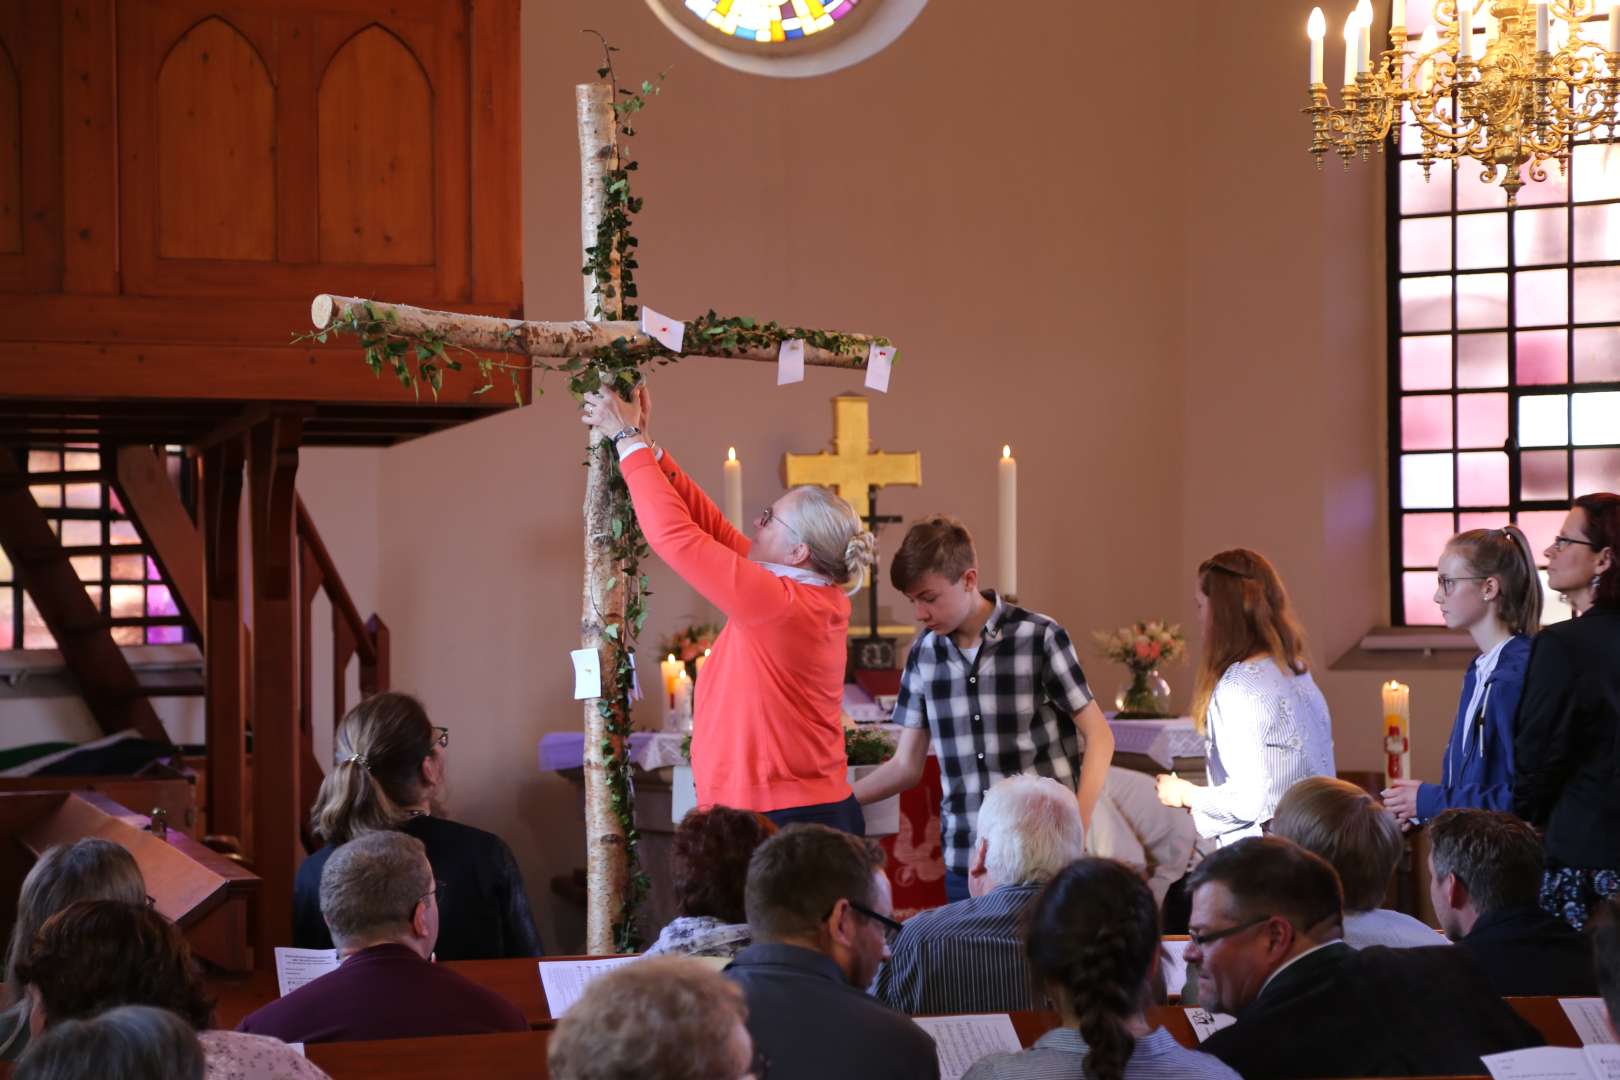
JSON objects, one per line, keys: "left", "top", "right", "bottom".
{"left": 577, "top": 80, "right": 629, "bottom": 954}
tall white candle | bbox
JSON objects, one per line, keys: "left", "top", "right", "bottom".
{"left": 1309, "top": 7, "right": 1326, "bottom": 83}
{"left": 1534, "top": 0, "right": 1550, "bottom": 53}
{"left": 1459, "top": 0, "right": 1473, "bottom": 60}
{"left": 723, "top": 447, "right": 743, "bottom": 531}
{"left": 999, "top": 445, "right": 1017, "bottom": 600}
{"left": 1357, "top": 0, "right": 1373, "bottom": 72}
{"left": 1393, "top": 0, "right": 1406, "bottom": 31}
{"left": 1610, "top": 3, "right": 1620, "bottom": 54}
{"left": 1345, "top": 11, "right": 1360, "bottom": 83}
{"left": 1419, "top": 26, "right": 1439, "bottom": 91}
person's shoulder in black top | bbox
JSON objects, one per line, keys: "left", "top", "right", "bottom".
{"left": 293, "top": 815, "right": 542, "bottom": 960}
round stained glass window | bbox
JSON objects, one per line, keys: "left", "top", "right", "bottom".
{"left": 684, "top": 0, "right": 863, "bottom": 43}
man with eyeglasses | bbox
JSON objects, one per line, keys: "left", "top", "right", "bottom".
{"left": 1185, "top": 837, "right": 1541, "bottom": 1080}
{"left": 239, "top": 831, "right": 527, "bottom": 1044}
{"left": 724, "top": 824, "right": 939, "bottom": 1080}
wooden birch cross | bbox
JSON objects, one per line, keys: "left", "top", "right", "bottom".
{"left": 307, "top": 77, "right": 895, "bottom": 954}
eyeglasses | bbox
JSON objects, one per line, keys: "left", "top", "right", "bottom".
{"left": 1550, "top": 534, "right": 1597, "bottom": 553}
{"left": 1436, "top": 574, "right": 1488, "bottom": 595}
{"left": 844, "top": 900, "right": 904, "bottom": 948}
{"left": 1187, "top": 913, "right": 1272, "bottom": 949}
{"left": 409, "top": 879, "right": 448, "bottom": 920}
{"left": 755, "top": 505, "right": 801, "bottom": 540}
{"left": 431, "top": 726, "right": 449, "bottom": 749}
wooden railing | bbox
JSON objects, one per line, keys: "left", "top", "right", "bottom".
{"left": 294, "top": 497, "right": 389, "bottom": 850}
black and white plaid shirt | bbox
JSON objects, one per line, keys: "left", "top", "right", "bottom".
{"left": 892, "top": 592, "right": 1095, "bottom": 875}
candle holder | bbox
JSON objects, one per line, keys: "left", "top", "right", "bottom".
{"left": 1298, "top": 0, "right": 1620, "bottom": 205}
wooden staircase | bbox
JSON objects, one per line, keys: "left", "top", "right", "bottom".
{"left": 0, "top": 440, "right": 390, "bottom": 967}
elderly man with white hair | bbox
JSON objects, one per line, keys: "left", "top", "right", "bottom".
{"left": 875, "top": 774, "right": 1085, "bottom": 1015}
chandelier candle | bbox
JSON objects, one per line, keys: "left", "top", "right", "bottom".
{"left": 1310, "top": 7, "right": 1326, "bottom": 83}
{"left": 1382, "top": 680, "right": 1412, "bottom": 790}
{"left": 1343, "top": 10, "right": 1359, "bottom": 85}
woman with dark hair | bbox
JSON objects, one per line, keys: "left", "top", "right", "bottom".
{"left": 0, "top": 838, "right": 147, "bottom": 1060}
{"left": 644, "top": 807, "right": 777, "bottom": 959}
{"left": 16, "top": 901, "right": 328, "bottom": 1080}
{"left": 1515, "top": 492, "right": 1620, "bottom": 931}
{"left": 294, "top": 692, "right": 542, "bottom": 959}
{"left": 1155, "top": 549, "right": 1335, "bottom": 845}
{"left": 16, "top": 1005, "right": 205, "bottom": 1080}
{"left": 964, "top": 858, "right": 1239, "bottom": 1080}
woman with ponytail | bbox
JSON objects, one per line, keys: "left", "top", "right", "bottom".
{"left": 1382, "top": 526, "right": 1541, "bottom": 827}
{"left": 581, "top": 384, "right": 878, "bottom": 834}
{"left": 964, "top": 858, "right": 1240, "bottom": 1080}
{"left": 1515, "top": 493, "right": 1620, "bottom": 930}
{"left": 1155, "top": 550, "right": 1335, "bottom": 846}
{"left": 293, "top": 692, "right": 543, "bottom": 959}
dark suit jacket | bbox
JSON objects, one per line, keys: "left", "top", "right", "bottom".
{"left": 294, "top": 815, "right": 543, "bottom": 961}
{"left": 725, "top": 944, "right": 940, "bottom": 1080}
{"left": 237, "top": 943, "right": 528, "bottom": 1044}
{"left": 1461, "top": 906, "right": 1599, "bottom": 997}
{"left": 1513, "top": 606, "right": 1620, "bottom": 870}
{"left": 1199, "top": 941, "right": 1542, "bottom": 1080}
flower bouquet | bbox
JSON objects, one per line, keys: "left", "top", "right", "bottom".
{"left": 1091, "top": 619, "right": 1186, "bottom": 719}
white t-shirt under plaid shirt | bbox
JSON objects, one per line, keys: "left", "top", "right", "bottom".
{"left": 892, "top": 592, "right": 1095, "bottom": 875}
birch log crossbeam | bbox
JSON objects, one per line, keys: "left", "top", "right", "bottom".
{"left": 310, "top": 294, "right": 879, "bottom": 369}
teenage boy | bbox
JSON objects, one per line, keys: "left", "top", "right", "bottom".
{"left": 852, "top": 515, "right": 1114, "bottom": 902}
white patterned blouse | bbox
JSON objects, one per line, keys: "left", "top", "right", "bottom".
{"left": 1185, "top": 658, "right": 1336, "bottom": 845}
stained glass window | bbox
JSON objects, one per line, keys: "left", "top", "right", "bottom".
{"left": 684, "top": 0, "right": 862, "bottom": 42}
{"left": 3, "top": 446, "right": 191, "bottom": 650}
{"left": 1388, "top": 6, "right": 1620, "bottom": 626}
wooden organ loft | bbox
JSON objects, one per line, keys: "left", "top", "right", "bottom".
{"left": 0, "top": 0, "right": 522, "bottom": 967}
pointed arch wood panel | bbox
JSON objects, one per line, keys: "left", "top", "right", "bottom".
{"left": 316, "top": 25, "right": 434, "bottom": 266}
{"left": 156, "top": 17, "right": 276, "bottom": 261}
{"left": 0, "top": 43, "right": 20, "bottom": 255}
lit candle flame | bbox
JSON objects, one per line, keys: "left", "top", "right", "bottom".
{"left": 1002, "top": 444, "right": 1011, "bottom": 459}
{"left": 1308, "top": 6, "right": 1325, "bottom": 38}
{"left": 727, "top": 446, "right": 737, "bottom": 462}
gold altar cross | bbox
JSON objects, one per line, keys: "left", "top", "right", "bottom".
{"left": 782, "top": 395, "right": 921, "bottom": 522}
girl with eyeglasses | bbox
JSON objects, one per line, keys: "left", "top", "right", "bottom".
{"left": 1381, "top": 525, "right": 1540, "bottom": 829}
{"left": 1154, "top": 550, "right": 1335, "bottom": 847}
{"left": 1515, "top": 492, "right": 1620, "bottom": 931}
{"left": 295, "top": 692, "right": 543, "bottom": 960}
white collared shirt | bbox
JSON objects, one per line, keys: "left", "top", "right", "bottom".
{"left": 1460, "top": 635, "right": 1512, "bottom": 752}
{"left": 757, "top": 561, "right": 832, "bottom": 587}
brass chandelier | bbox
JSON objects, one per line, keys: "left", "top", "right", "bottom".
{"left": 1305, "top": 0, "right": 1620, "bottom": 203}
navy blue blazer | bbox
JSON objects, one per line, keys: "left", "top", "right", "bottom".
{"left": 1415, "top": 635, "right": 1530, "bottom": 821}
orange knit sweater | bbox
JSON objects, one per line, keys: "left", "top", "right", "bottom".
{"left": 621, "top": 447, "right": 852, "bottom": 812}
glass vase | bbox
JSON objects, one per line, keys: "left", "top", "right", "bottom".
{"left": 1115, "top": 667, "right": 1172, "bottom": 719}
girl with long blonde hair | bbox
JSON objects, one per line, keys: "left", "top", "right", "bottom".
{"left": 1155, "top": 549, "right": 1335, "bottom": 846}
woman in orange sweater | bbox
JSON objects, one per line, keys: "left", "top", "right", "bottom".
{"left": 582, "top": 385, "right": 878, "bottom": 834}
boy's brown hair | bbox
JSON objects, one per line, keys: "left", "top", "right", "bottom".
{"left": 890, "top": 515, "right": 977, "bottom": 594}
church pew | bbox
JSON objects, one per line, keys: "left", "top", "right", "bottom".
{"left": 304, "top": 1030, "right": 550, "bottom": 1079}
{"left": 1134, "top": 997, "right": 1581, "bottom": 1050}
{"left": 209, "top": 954, "right": 620, "bottom": 1030}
